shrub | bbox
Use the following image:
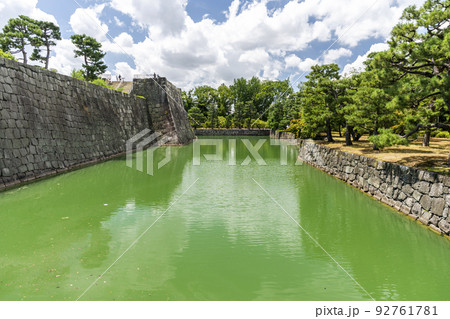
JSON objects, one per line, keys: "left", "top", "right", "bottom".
{"left": 286, "top": 118, "right": 304, "bottom": 138}
{"left": 71, "top": 69, "right": 85, "bottom": 81}
{"left": 253, "top": 119, "right": 268, "bottom": 129}
{"left": 0, "top": 49, "right": 16, "bottom": 61}
{"left": 368, "top": 129, "right": 409, "bottom": 150}
{"left": 217, "top": 116, "right": 226, "bottom": 128}
{"left": 90, "top": 78, "right": 110, "bottom": 88}
{"left": 435, "top": 131, "right": 450, "bottom": 139}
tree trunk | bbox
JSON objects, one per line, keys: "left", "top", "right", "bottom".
{"left": 338, "top": 125, "right": 342, "bottom": 137}
{"left": 45, "top": 44, "right": 50, "bottom": 69}
{"left": 422, "top": 129, "right": 431, "bottom": 147}
{"left": 350, "top": 127, "right": 362, "bottom": 142}
{"left": 345, "top": 124, "right": 353, "bottom": 146}
{"left": 326, "top": 120, "right": 334, "bottom": 143}
{"left": 372, "top": 127, "right": 379, "bottom": 150}
{"left": 21, "top": 38, "right": 27, "bottom": 64}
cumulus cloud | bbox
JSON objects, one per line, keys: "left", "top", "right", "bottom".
{"left": 323, "top": 48, "right": 353, "bottom": 64}
{"left": 10, "top": 0, "right": 426, "bottom": 89}
{"left": 69, "top": 4, "right": 109, "bottom": 41}
{"left": 110, "top": 0, "right": 188, "bottom": 36}
{"left": 48, "top": 39, "right": 82, "bottom": 75}
{"left": 113, "top": 16, "right": 124, "bottom": 27}
{"left": 101, "top": 0, "right": 424, "bottom": 88}
{"left": 342, "top": 42, "right": 390, "bottom": 76}
{"left": 285, "top": 55, "right": 319, "bottom": 72}
{"left": 113, "top": 62, "right": 136, "bottom": 81}
{"left": 0, "top": 0, "right": 58, "bottom": 28}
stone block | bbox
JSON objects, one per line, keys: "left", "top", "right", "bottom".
{"left": 368, "top": 176, "right": 381, "bottom": 188}
{"left": 438, "top": 219, "right": 450, "bottom": 234}
{"left": 402, "top": 184, "right": 413, "bottom": 195}
{"left": 413, "top": 181, "right": 430, "bottom": 193}
{"left": 419, "top": 195, "right": 432, "bottom": 211}
{"left": 430, "top": 198, "right": 445, "bottom": 216}
{"left": 430, "top": 215, "right": 440, "bottom": 226}
{"left": 429, "top": 183, "right": 443, "bottom": 197}
{"left": 412, "top": 190, "right": 422, "bottom": 201}
{"left": 411, "top": 202, "right": 422, "bottom": 215}
{"left": 419, "top": 211, "right": 432, "bottom": 225}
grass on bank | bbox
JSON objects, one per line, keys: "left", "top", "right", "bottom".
{"left": 316, "top": 133, "right": 450, "bottom": 176}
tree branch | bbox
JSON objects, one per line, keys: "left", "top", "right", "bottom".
{"left": 402, "top": 123, "right": 450, "bottom": 139}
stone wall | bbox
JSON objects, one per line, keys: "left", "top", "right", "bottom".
{"left": 131, "top": 77, "right": 195, "bottom": 145}
{"left": 0, "top": 57, "right": 150, "bottom": 189}
{"left": 0, "top": 57, "right": 194, "bottom": 190}
{"left": 194, "top": 129, "right": 270, "bottom": 136}
{"left": 299, "top": 140, "right": 450, "bottom": 235}
{"left": 270, "top": 130, "right": 296, "bottom": 140}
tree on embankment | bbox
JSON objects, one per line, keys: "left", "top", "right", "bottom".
{"left": 30, "top": 20, "right": 61, "bottom": 69}
{"left": 387, "top": 0, "right": 450, "bottom": 147}
{"left": 71, "top": 34, "right": 107, "bottom": 81}
{"left": 0, "top": 15, "right": 42, "bottom": 65}
{"left": 0, "top": 16, "right": 60, "bottom": 69}
{"left": 298, "top": 64, "right": 344, "bottom": 143}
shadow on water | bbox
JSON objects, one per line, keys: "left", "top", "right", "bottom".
{"left": 293, "top": 164, "right": 450, "bottom": 301}
{"left": 1, "top": 137, "right": 450, "bottom": 301}
{"left": 0, "top": 145, "right": 192, "bottom": 300}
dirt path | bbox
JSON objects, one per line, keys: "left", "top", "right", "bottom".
{"left": 316, "top": 133, "right": 450, "bottom": 175}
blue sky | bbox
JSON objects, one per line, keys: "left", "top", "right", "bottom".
{"left": 0, "top": 0, "right": 425, "bottom": 89}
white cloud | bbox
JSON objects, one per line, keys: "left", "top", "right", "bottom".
{"left": 102, "top": 32, "right": 134, "bottom": 54}
{"left": 113, "top": 62, "right": 136, "bottom": 81}
{"left": 0, "top": 0, "right": 58, "bottom": 30}
{"left": 7, "top": 0, "right": 426, "bottom": 89}
{"left": 113, "top": 16, "right": 124, "bottom": 27}
{"left": 110, "top": 0, "right": 188, "bottom": 36}
{"left": 323, "top": 48, "right": 353, "bottom": 64}
{"left": 103, "top": 0, "right": 424, "bottom": 89}
{"left": 285, "top": 55, "right": 319, "bottom": 72}
{"left": 342, "top": 42, "right": 389, "bottom": 76}
{"left": 69, "top": 4, "right": 109, "bottom": 41}
{"left": 48, "top": 39, "right": 82, "bottom": 75}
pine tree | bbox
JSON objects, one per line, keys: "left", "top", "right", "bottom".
{"left": 70, "top": 34, "right": 107, "bottom": 81}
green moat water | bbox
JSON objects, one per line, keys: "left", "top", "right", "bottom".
{"left": 1, "top": 137, "right": 450, "bottom": 301}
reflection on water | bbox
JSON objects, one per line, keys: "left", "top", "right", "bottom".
{"left": 0, "top": 137, "right": 450, "bottom": 300}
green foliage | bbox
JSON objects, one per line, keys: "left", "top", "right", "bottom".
{"left": 0, "top": 48, "right": 15, "bottom": 60}
{"left": 187, "top": 106, "right": 206, "bottom": 129}
{"left": 217, "top": 116, "right": 227, "bottom": 128}
{"left": 252, "top": 119, "right": 268, "bottom": 129}
{"left": 90, "top": 78, "right": 111, "bottom": 88}
{"left": 286, "top": 118, "right": 305, "bottom": 138}
{"left": 0, "top": 15, "right": 42, "bottom": 64}
{"left": 435, "top": 131, "right": 450, "bottom": 139}
{"left": 71, "top": 69, "right": 124, "bottom": 92}
{"left": 216, "top": 84, "right": 233, "bottom": 116}
{"left": 368, "top": 129, "right": 410, "bottom": 150}
{"left": 185, "top": 77, "right": 292, "bottom": 129}
{"left": 71, "top": 69, "right": 85, "bottom": 81}
{"left": 298, "top": 64, "right": 344, "bottom": 142}
{"left": 181, "top": 89, "right": 195, "bottom": 111}
{"left": 30, "top": 20, "right": 61, "bottom": 69}
{"left": 70, "top": 34, "right": 107, "bottom": 81}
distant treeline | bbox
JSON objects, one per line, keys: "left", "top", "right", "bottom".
{"left": 184, "top": 0, "right": 450, "bottom": 154}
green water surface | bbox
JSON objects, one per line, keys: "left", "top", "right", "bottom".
{"left": 0, "top": 136, "right": 449, "bottom": 301}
